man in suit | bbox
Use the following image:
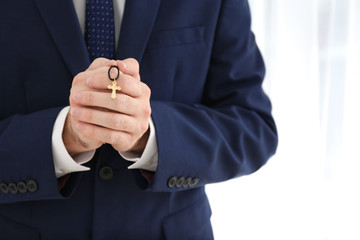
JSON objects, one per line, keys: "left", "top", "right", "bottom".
{"left": 0, "top": 0, "right": 278, "bottom": 239}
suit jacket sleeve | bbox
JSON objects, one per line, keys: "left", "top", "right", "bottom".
{"left": 135, "top": 0, "right": 278, "bottom": 192}
{"left": 0, "top": 107, "right": 74, "bottom": 203}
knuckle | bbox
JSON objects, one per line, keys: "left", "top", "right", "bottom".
{"left": 144, "top": 85, "right": 151, "bottom": 97}
{"left": 131, "top": 58, "right": 138, "bottom": 64}
{"left": 139, "top": 102, "right": 151, "bottom": 117}
{"left": 90, "top": 58, "right": 107, "bottom": 68}
{"left": 108, "top": 131, "right": 121, "bottom": 144}
{"left": 140, "top": 122, "right": 149, "bottom": 133}
{"left": 114, "top": 116, "right": 125, "bottom": 129}
{"left": 84, "top": 92, "right": 95, "bottom": 105}
{"left": 115, "top": 96, "right": 126, "bottom": 109}
{"left": 141, "top": 84, "right": 151, "bottom": 98}
{"left": 127, "top": 58, "right": 139, "bottom": 67}
{"left": 73, "top": 72, "right": 86, "bottom": 85}
{"left": 144, "top": 105, "right": 152, "bottom": 117}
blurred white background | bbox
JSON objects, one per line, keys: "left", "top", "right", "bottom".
{"left": 207, "top": 0, "right": 360, "bottom": 239}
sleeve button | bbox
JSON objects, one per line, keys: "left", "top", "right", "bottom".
{"left": 176, "top": 177, "right": 185, "bottom": 188}
{"left": 27, "top": 180, "right": 38, "bottom": 192}
{"left": 167, "top": 176, "right": 177, "bottom": 188}
{"left": 8, "top": 183, "right": 18, "bottom": 194}
{"left": 0, "top": 183, "right": 9, "bottom": 194}
{"left": 189, "top": 178, "right": 199, "bottom": 187}
{"left": 17, "top": 181, "right": 27, "bottom": 193}
{"left": 183, "top": 177, "right": 192, "bottom": 188}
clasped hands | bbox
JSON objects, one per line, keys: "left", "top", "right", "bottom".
{"left": 63, "top": 58, "right": 151, "bottom": 157}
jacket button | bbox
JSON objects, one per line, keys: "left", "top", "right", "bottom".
{"left": 99, "top": 166, "right": 114, "bottom": 180}
{"left": 8, "top": 183, "right": 18, "bottom": 194}
{"left": 167, "top": 176, "right": 177, "bottom": 188}
{"left": 0, "top": 183, "right": 9, "bottom": 194}
{"left": 17, "top": 181, "right": 27, "bottom": 193}
{"left": 176, "top": 177, "right": 185, "bottom": 188}
{"left": 27, "top": 180, "right": 38, "bottom": 192}
{"left": 189, "top": 178, "right": 199, "bottom": 187}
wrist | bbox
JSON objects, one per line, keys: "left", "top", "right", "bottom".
{"left": 124, "top": 127, "right": 150, "bottom": 156}
{"left": 62, "top": 114, "right": 91, "bottom": 157}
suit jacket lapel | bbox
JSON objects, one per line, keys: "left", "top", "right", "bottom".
{"left": 116, "top": 0, "right": 162, "bottom": 63}
{"left": 33, "top": 0, "right": 90, "bottom": 77}
{"left": 34, "top": 0, "right": 161, "bottom": 76}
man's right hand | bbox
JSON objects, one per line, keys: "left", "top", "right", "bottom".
{"left": 63, "top": 58, "right": 118, "bottom": 156}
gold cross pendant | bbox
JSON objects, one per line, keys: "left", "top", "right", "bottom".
{"left": 107, "top": 65, "right": 121, "bottom": 99}
{"left": 108, "top": 80, "right": 121, "bottom": 99}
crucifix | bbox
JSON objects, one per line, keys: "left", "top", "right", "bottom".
{"left": 107, "top": 65, "right": 121, "bottom": 99}
{"left": 108, "top": 81, "right": 121, "bottom": 99}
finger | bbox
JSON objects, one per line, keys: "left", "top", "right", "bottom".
{"left": 71, "top": 107, "right": 136, "bottom": 132}
{"left": 72, "top": 91, "right": 139, "bottom": 115}
{"left": 86, "top": 73, "right": 145, "bottom": 98}
{"left": 88, "top": 58, "right": 117, "bottom": 71}
{"left": 74, "top": 59, "right": 119, "bottom": 87}
{"left": 73, "top": 65, "right": 113, "bottom": 87}
{"left": 74, "top": 120, "right": 133, "bottom": 147}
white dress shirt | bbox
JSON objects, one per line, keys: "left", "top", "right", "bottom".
{"left": 52, "top": 0, "right": 158, "bottom": 178}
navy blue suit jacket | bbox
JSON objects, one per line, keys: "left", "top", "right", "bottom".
{"left": 0, "top": 0, "right": 277, "bottom": 239}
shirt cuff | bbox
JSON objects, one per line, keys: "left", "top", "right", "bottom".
{"left": 121, "top": 117, "right": 158, "bottom": 172}
{"left": 52, "top": 106, "right": 93, "bottom": 178}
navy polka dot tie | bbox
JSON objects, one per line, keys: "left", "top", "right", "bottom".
{"left": 85, "top": 0, "right": 115, "bottom": 62}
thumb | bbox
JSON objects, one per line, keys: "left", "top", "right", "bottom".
{"left": 116, "top": 58, "right": 140, "bottom": 81}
